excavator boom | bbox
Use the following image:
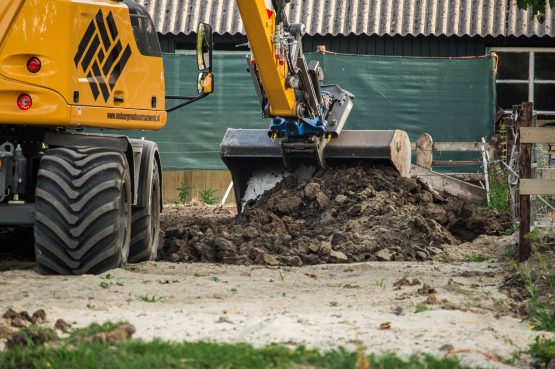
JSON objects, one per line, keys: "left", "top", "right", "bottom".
{"left": 235, "top": 0, "right": 296, "bottom": 117}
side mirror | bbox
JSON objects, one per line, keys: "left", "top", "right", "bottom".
{"left": 197, "top": 23, "right": 213, "bottom": 72}
{"left": 165, "top": 25, "right": 214, "bottom": 112}
{"left": 197, "top": 71, "right": 214, "bottom": 95}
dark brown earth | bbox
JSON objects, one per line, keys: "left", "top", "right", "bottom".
{"left": 160, "top": 165, "right": 510, "bottom": 266}
{"left": 0, "top": 226, "right": 35, "bottom": 271}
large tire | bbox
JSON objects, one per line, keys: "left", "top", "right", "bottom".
{"left": 34, "top": 147, "right": 132, "bottom": 275}
{"left": 129, "top": 157, "right": 160, "bottom": 262}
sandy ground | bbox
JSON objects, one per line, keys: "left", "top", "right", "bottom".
{"left": 0, "top": 259, "right": 550, "bottom": 369}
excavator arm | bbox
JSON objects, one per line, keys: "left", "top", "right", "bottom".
{"left": 236, "top": 0, "right": 297, "bottom": 118}
{"left": 220, "top": 0, "right": 412, "bottom": 212}
{"left": 236, "top": 0, "right": 354, "bottom": 157}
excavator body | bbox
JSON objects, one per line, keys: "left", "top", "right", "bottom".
{"left": 0, "top": 0, "right": 167, "bottom": 130}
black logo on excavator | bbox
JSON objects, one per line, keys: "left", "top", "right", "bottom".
{"left": 74, "top": 10, "right": 132, "bottom": 103}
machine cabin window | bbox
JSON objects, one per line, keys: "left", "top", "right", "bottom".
{"left": 491, "top": 48, "right": 555, "bottom": 125}
{"left": 124, "top": 0, "right": 162, "bottom": 57}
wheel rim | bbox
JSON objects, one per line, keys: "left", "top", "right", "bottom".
{"left": 149, "top": 170, "right": 161, "bottom": 258}
{"left": 119, "top": 179, "right": 130, "bottom": 263}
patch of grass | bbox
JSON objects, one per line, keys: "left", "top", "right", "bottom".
{"left": 0, "top": 327, "right": 486, "bottom": 369}
{"left": 375, "top": 279, "right": 385, "bottom": 288}
{"left": 177, "top": 183, "right": 191, "bottom": 203}
{"left": 199, "top": 188, "right": 218, "bottom": 205}
{"left": 68, "top": 321, "right": 128, "bottom": 343}
{"left": 6, "top": 325, "right": 58, "bottom": 349}
{"left": 99, "top": 281, "right": 111, "bottom": 289}
{"left": 137, "top": 295, "right": 163, "bottom": 303}
{"left": 517, "top": 263, "right": 555, "bottom": 332}
{"left": 415, "top": 304, "right": 429, "bottom": 313}
{"left": 463, "top": 255, "right": 488, "bottom": 262}
{"left": 487, "top": 182, "right": 509, "bottom": 212}
{"left": 509, "top": 232, "right": 555, "bottom": 367}
{"left": 329, "top": 301, "right": 339, "bottom": 307}
{"left": 529, "top": 336, "right": 555, "bottom": 369}
{"left": 504, "top": 226, "right": 517, "bottom": 236}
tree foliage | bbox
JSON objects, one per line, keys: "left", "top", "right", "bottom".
{"left": 516, "top": 0, "right": 555, "bottom": 14}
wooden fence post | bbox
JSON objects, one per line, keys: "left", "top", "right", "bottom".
{"left": 416, "top": 133, "right": 433, "bottom": 169}
{"left": 518, "top": 102, "right": 533, "bottom": 262}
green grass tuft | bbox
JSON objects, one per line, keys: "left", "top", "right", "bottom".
{"left": 0, "top": 323, "right": 487, "bottom": 369}
{"left": 199, "top": 189, "right": 218, "bottom": 205}
{"left": 68, "top": 321, "right": 129, "bottom": 343}
{"left": 529, "top": 336, "right": 555, "bottom": 369}
{"left": 488, "top": 182, "right": 509, "bottom": 212}
{"left": 415, "top": 304, "right": 429, "bottom": 313}
{"left": 463, "top": 255, "right": 488, "bottom": 262}
{"left": 137, "top": 295, "right": 163, "bottom": 303}
{"left": 177, "top": 183, "right": 191, "bottom": 203}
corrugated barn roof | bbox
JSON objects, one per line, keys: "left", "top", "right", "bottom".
{"left": 136, "top": 0, "right": 555, "bottom": 38}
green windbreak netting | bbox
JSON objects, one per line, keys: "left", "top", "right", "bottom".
{"left": 122, "top": 53, "right": 496, "bottom": 170}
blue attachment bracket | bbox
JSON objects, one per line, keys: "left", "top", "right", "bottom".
{"left": 269, "top": 114, "right": 326, "bottom": 139}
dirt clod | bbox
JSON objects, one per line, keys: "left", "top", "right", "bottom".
{"left": 7, "top": 326, "right": 57, "bottom": 349}
{"left": 85, "top": 324, "right": 136, "bottom": 345}
{"left": 0, "top": 324, "right": 11, "bottom": 339}
{"left": 213, "top": 292, "right": 231, "bottom": 300}
{"left": 161, "top": 165, "right": 508, "bottom": 267}
{"left": 3, "top": 308, "right": 46, "bottom": 328}
{"left": 393, "top": 276, "right": 421, "bottom": 288}
{"left": 54, "top": 319, "right": 72, "bottom": 333}
{"left": 418, "top": 284, "right": 437, "bottom": 295}
{"left": 31, "top": 309, "right": 46, "bottom": 324}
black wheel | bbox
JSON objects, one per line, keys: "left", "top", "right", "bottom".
{"left": 129, "top": 157, "right": 160, "bottom": 262}
{"left": 34, "top": 147, "right": 132, "bottom": 275}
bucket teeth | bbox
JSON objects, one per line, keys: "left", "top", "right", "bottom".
{"left": 280, "top": 135, "right": 327, "bottom": 171}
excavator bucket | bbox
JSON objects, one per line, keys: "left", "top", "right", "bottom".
{"left": 220, "top": 129, "right": 411, "bottom": 212}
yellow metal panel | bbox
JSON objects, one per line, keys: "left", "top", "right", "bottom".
{"left": 0, "top": 75, "right": 71, "bottom": 124}
{"left": 69, "top": 105, "right": 167, "bottom": 130}
{"left": 0, "top": 0, "right": 25, "bottom": 51}
{"left": 0, "top": 0, "right": 166, "bottom": 129}
{"left": 235, "top": 0, "right": 297, "bottom": 118}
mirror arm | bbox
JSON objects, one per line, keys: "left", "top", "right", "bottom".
{"left": 166, "top": 94, "right": 209, "bottom": 113}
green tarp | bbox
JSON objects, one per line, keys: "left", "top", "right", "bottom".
{"left": 123, "top": 53, "right": 496, "bottom": 170}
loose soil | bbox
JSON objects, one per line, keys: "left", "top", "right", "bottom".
{"left": 161, "top": 165, "right": 509, "bottom": 266}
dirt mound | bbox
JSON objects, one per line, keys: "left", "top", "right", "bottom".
{"left": 161, "top": 165, "right": 509, "bottom": 266}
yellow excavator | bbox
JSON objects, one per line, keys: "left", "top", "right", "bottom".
{"left": 221, "top": 0, "right": 411, "bottom": 211}
{"left": 0, "top": 0, "right": 214, "bottom": 274}
{"left": 0, "top": 0, "right": 410, "bottom": 275}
